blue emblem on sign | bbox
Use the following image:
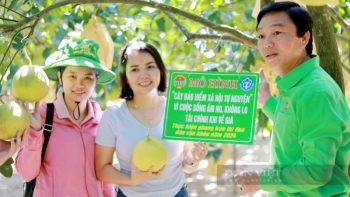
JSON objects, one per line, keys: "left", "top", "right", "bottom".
{"left": 240, "top": 77, "right": 254, "bottom": 91}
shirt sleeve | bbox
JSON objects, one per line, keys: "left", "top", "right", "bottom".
{"left": 102, "top": 182, "right": 114, "bottom": 197}
{"left": 15, "top": 103, "right": 46, "bottom": 181}
{"left": 95, "top": 107, "right": 117, "bottom": 147}
{"left": 260, "top": 91, "right": 349, "bottom": 193}
{"left": 262, "top": 96, "right": 277, "bottom": 121}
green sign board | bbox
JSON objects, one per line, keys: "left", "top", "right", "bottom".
{"left": 162, "top": 70, "right": 259, "bottom": 144}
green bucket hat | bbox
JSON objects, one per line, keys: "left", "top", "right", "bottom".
{"left": 43, "top": 39, "right": 116, "bottom": 84}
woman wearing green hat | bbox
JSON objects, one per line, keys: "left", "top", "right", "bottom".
{"left": 15, "top": 39, "right": 116, "bottom": 197}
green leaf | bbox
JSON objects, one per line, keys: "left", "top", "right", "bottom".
{"left": 83, "top": 10, "right": 90, "bottom": 25}
{"left": 0, "top": 63, "right": 7, "bottom": 77}
{"left": 244, "top": 7, "right": 255, "bottom": 21}
{"left": 30, "top": 6, "right": 41, "bottom": 15}
{"left": 9, "top": 0, "right": 20, "bottom": 9}
{"left": 0, "top": 158, "right": 14, "bottom": 178}
{"left": 208, "top": 12, "right": 217, "bottom": 22}
{"left": 156, "top": 17, "right": 166, "bottom": 32}
{"left": 184, "top": 42, "right": 191, "bottom": 55}
{"left": 141, "top": 35, "right": 149, "bottom": 42}
{"left": 34, "top": 0, "right": 44, "bottom": 4}
{"left": 68, "top": 21, "right": 75, "bottom": 30}
{"left": 0, "top": 43, "right": 7, "bottom": 54}
{"left": 12, "top": 33, "right": 24, "bottom": 50}
{"left": 243, "top": 49, "right": 255, "bottom": 71}
{"left": 42, "top": 47, "right": 51, "bottom": 59}
{"left": 231, "top": 43, "right": 241, "bottom": 52}
{"left": 0, "top": 84, "right": 2, "bottom": 93}
{"left": 247, "top": 49, "right": 255, "bottom": 65}
{"left": 7, "top": 65, "right": 18, "bottom": 81}
{"left": 2, "top": 157, "right": 14, "bottom": 166}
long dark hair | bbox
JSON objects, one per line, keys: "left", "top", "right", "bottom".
{"left": 118, "top": 41, "right": 167, "bottom": 100}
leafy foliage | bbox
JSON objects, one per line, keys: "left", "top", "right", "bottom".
{"left": 0, "top": 158, "right": 14, "bottom": 178}
{"left": 0, "top": 0, "right": 262, "bottom": 105}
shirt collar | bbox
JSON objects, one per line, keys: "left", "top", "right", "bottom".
{"left": 54, "top": 94, "right": 95, "bottom": 121}
{"left": 276, "top": 55, "right": 319, "bottom": 91}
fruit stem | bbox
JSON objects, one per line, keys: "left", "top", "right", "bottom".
{"left": 23, "top": 48, "right": 32, "bottom": 66}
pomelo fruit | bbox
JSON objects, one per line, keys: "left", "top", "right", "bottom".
{"left": 0, "top": 101, "right": 30, "bottom": 140}
{"left": 12, "top": 65, "right": 49, "bottom": 102}
{"left": 132, "top": 136, "right": 167, "bottom": 172}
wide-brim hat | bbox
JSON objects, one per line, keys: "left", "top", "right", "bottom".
{"left": 42, "top": 39, "right": 116, "bottom": 84}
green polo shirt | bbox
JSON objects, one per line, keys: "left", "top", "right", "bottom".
{"left": 260, "top": 55, "right": 350, "bottom": 197}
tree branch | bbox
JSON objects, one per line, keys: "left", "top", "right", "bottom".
{"left": 0, "top": 17, "right": 18, "bottom": 22}
{"left": 335, "top": 34, "right": 350, "bottom": 43}
{"left": 164, "top": 11, "right": 244, "bottom": 45}
{"left": 0, "top": 0, "right": 257, "bottom": 47}
{"left": 185, "top": 34, "right": 243, "bottom": 43}
{"left": 340, "top": 62, "right": 350, "bottom": 76}
{"left": 327, "top": 5, "right": 350, "bottom": 33}
{"left": 0, "top": 3, "right": 27, "bottom": 18}
{"left": 0, "top": 19, "right": 39, "bottom": 83}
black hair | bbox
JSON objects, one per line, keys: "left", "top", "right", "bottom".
{"left": 256, "top": 2, "right": 313, "bottom": 56}
{"left": 118, "top": 41, "right": 167, "bottom": 100}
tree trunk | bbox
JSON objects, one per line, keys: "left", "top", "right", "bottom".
{"left": 307, "top": 5, "right": 345, "bottom": 94}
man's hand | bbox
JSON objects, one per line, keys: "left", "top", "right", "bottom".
{"left": 234, "top": 170, "right": 262, "bottom": 194}
{"left": 258, "top": 68, "right": 272, "bottom": 106}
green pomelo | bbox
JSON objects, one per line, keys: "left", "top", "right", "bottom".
{"left": 132, "top": 136, "right": 168, "bottom": 172}
{"left": 12, "top": 65, "right": 49, "bottom": 102}
{"left": 0, "top": 101, "right": 30, "bottom": 140}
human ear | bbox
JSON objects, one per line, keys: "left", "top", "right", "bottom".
{"left": 301, "top": 31, "right": 310, "bottom": 48}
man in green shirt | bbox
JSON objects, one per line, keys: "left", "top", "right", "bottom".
{"left": 234, "top": 2, "right": 350, "bottom": 196}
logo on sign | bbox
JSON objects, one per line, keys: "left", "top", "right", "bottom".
{"left": 174, "top": 75, "right": 186, "bottom": 89}
{"left": 240, "top": 77, "right": 254, "bottom": 91}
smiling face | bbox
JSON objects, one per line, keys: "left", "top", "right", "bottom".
{"left": 125, "top": 50, "right": 161, "bottom": 97}
{"left": 58, "top": 66, "right": 97, "bottom": 103}
{"left": 257, "top": 11, "right": 310, "bottom": 77}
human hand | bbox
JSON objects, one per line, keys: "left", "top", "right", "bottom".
{"left": 184, "top": 142, "right": 208, "bottom": 164}
{"left": 0, "top": 130, "right": 28, "bottom": 166}
{"left": 130, "top": 158, "right": 165, "bottom": 185}
{"left": 234, "top": 170, "right": 261, "bottom": 194}
{"left": 258, "top": 68, "right": 271, "bottom": 106}
{"left": 15, "top": 98, "right": 42, "bottom": 131}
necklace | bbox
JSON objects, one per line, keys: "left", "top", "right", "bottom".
{"left": 134, "top": 97, "right": 162, "bottom": 136}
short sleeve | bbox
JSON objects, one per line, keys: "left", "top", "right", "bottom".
{"left": 95, "top": 106, "right": 117, "bottom": 147}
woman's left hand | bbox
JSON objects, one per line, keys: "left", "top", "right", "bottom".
{"left": 185, "top": 142, "right": 208, "bottom": 164}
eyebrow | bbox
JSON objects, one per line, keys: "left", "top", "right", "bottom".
{"left": 257, "top": 23, "right": 285, "bottom": 31}
{"left": 67, "top": 71, "right": 94, "bottom": 75}
{"left": 130, "top": 61, "right": 156, "bottom": 67}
